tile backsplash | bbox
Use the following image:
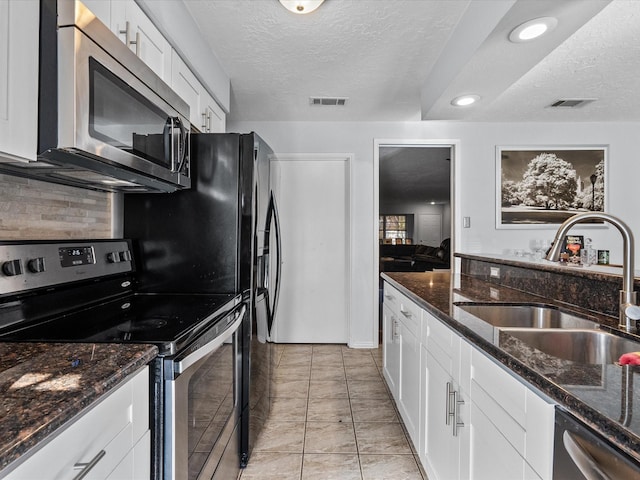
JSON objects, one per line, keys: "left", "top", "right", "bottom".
{"left": 0, "top": 174, "right": 112, "bottom": 239}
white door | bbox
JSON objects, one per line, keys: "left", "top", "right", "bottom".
{"left": 271, "top": 156, "right": 349, "bottom": 343}
{"left": 417, "top": 213, "right": 442, "bottom": 246}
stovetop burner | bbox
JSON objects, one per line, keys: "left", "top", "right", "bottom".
{"left": 0, "top": 292, "right": 241, "bottom": 356}
{"left": 118, "top": 317, "right": 170, "bottom": 332}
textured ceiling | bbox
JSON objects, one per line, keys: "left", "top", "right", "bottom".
{"left": 379, "top": 146, "right": 451, "bottom": 206}
{"left": 183, "top": 0, "right": 638, "bottom": 123}
{"left": 183, "top": 0, "right": 470, "bottom": 122}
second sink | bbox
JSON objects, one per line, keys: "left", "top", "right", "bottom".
{"left": 500, "top": 328, "right": 640, "bottom": 364}
{"left": 456, "top": 303, "right": 599, "bottom": 329}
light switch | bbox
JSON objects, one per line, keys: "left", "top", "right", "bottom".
{"left": 463, "top": 216, "right": 471, "bottom": 228}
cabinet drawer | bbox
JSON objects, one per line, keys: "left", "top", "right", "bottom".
{"left": 4, "top": 367, "right": 149, "bottom": 480}
{"left": 398, "top": 295, "right": 421, "bottom": 337}
{"left": 471, "top": 348, "right": 527, "bottom": 428}
{"left": 382, "top": 282, "right": 401, "bottom": 312}
{"left": 426, "top": 312, "right": 458, "bottom": 362}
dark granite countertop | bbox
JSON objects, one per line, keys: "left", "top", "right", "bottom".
{"left": 382, "top": 271, "right": 640, "bottom": 464}
{"left": 0, "top": 343, "right": 158, "bottom": 473}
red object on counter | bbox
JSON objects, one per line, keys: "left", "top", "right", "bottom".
{"left": 618, "top": 352, "right": 640, "bottom": 365}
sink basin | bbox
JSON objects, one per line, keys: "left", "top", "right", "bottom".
{"left": 456, "top": 303, "right": 599, "bottom": 329}
{"left": 500, "top": 328, "right": 640, "bottom": 364}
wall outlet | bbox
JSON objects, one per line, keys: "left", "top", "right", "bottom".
{"left": 490, "top": 267, "right": 500, "bottom": 278}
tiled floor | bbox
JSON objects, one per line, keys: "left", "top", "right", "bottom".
{"left": 238, "top": 344, "right": 427, "bottom": 480}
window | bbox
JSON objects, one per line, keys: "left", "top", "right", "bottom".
{"left": 379, "top": 215, "right": 407, "bottom": 241}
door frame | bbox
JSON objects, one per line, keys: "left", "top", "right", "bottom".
{"left": 374, "top": 139, "right": 460, "bottom": 344}
{"left": 272, "top": 153, "right": 354, "bottom": 345}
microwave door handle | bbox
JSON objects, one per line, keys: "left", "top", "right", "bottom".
{"left": 164, "top": 117, "right": 187, "bottom": 174}
{"left": 174, "top": 117, "right": 187, "bottom": 174}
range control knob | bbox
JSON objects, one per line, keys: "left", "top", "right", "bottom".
{"left": 27, "top": 257, "right": 46, "bottom": 273}
{"left": 107, "top": 252, "right": 121, "bottom": 263}
{"left": 2, "top": 259, "right": 23, "bottom": 277}
{"left": 119, "top": 250, "right": 132, "bottom": 262}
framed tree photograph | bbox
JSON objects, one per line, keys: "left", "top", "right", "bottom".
{"left": 496, "top": 146, "right": 607, "bottom": 228}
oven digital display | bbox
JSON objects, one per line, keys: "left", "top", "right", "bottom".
{"left": 59, "top": 247, "right": 95, "bottom": 268}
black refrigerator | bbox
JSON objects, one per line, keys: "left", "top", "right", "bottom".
{"left": 123, "top": 132, "right": 281, "bottom": 469}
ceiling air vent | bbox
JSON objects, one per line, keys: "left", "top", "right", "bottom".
{"left": 309, "top": 97, "right": 348, "bottom": 106}
{"left": 549, "top": 98, "right": 596, "bottom": 108}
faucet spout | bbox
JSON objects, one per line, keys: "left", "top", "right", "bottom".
{"left": 545, "top": 212, "right": 637, "bottom": 333}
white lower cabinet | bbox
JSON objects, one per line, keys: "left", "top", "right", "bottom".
{"left": 383, "top": 280, "right": 555, "bottom": 480}
{"left": 4, "top": 367, "right": 150, "bottom": 480}
{"left": 382, "top": 284, "right": 401, "bottom": 400}
{"left": 469, "top": 347, "right": 555, "bottom": 480}
{"left": 382, "top": 282, "right": 421, "bottom": 442}
{"left": 422, "top": 312, "right": 469, "bottom": 480}
{"left": 397, "top": 296, "right": 421, "bottom": 442}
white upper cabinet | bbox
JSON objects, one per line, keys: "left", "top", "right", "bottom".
{"left": 110, "top": 0, "right": 172, "bottom": 81}
{"left": 201, "top": 91, "right": 226, "bottom": 133}
{"left": 0, "top": 0, "right": 39, "bottom": 163}
{"left": 171, "top": 50, "right": 202, "bottom": 128}
{"left": 172, "top": 50, "right": 226, "bottom": 132}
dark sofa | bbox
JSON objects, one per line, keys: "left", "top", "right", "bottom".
{"left": 379, "top": 238, "right": 450, "bottom": 272}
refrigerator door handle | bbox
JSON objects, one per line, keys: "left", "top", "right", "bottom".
{"left": 264, "top": 192, "right": 282, "bottom": 338}
{"left": 271, "top": 193, "right": 282, "bottom": 325}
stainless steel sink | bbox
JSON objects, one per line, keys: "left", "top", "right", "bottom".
{"left": 500, "top": 328, "right": 640, "bottom": 364}
{"left": 456, "top": 303, "right": 599, "bottom": 329}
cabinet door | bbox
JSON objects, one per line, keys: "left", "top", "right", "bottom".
{"left": 171, "top": 50, "right": 201, "bottom": 129}
{"left": 469, "top": 400, "right": 527, "bottom": 480}
{"left": 425, "top": 351, "right": 460, "bottom": 480}
{"left": 202, "top": 92, "right": 226, "bottom": 133}
{"left": 111, "top": 0, "right": 172, "bottom": 81}
{"left": 398, "top": 315, "right": 420, "bottom": 444}
{"left": 0, "top": 0, "right": 38, "bottom": 162}
{"left": 382, "top": 304, "right": 400, "bottom": 400}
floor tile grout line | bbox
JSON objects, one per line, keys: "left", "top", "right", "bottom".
{"left": 342, "top": 347, "right": 365, "bottom": 479}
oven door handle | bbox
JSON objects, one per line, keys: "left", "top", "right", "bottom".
{"left": 173, "top": 305, "right": 245, "bottom": 375}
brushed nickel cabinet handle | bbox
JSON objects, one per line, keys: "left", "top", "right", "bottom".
{"left": 119, "top": 21, "right": 130, "bottom": 46}
{"left": 131, "top": 31, "right": 140, "bottom": 56}
{"left": 446, "top": 381, "right": 454, "bottom": 425}
{"left": 72, "top": 450, "right": 106, "bottom": 480}
{"left": 452, "top": 389, "right": 465, "bottom": 437}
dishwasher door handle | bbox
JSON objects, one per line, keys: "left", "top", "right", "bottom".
{"left": 563, "top": 430, "right": 612, "bottom": 480}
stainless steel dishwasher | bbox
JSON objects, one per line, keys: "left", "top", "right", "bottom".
{"left": 553, "top": 407, "right": 640, "bottom": 479}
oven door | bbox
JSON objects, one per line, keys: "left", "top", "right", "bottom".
{"left": 164, "top": 306, "right": 244, "bottom": 480}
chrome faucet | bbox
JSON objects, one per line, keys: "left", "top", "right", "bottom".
{"left": 546, "top": 212, "right": 640, "bottom": 333}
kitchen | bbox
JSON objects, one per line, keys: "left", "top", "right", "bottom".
{"left": 1, "top": 0, "right": 640, "bottom": 479}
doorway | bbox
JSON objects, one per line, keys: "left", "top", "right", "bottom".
{"left": 374, "top": 140, "right": 456, "bottom": 340}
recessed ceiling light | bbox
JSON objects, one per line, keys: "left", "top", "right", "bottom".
{"left": 451, "top": 95, "right": 480, "bottom": 107}
{"left": 279, "top": 0, "right": 325, "bottom": 14}
{"left": 509, "top": 17, "right": 558, "bottom": 43}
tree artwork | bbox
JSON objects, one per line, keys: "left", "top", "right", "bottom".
{"left": 498, "top": 148, "right": 606, "bottom": 226}
{"left": 575, "top": 159, "right": 605, "bottom": 211}
{"left": 518, "top": 153, "right": 578, "bottom": 210}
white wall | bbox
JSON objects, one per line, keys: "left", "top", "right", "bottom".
{"left": 231, "top": 120, "right": 640, "bottom": 346}
{"left": 380, "top": 201, "right": 449, "bottom": 245}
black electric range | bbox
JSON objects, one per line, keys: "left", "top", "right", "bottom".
{"left": 0, "top": 239, "right": 245, "bottom": 480}
{"left": 0, "top": 239, "right": 240, "bottom": 355}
